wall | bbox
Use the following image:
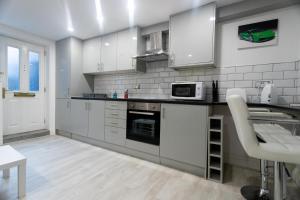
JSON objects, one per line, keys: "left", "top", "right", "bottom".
{"left": 0, "top": 23, "right": 56, "bottom": 135}
{"left": 216, "top": 5, "right": 300, "bottom": 67}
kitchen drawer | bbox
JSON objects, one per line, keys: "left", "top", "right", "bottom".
{"left": 105, "top": 126, "right": 126, "bottom": 146}
{"left": 105, "top": 109, "right": 126, "bottom": 119}
{"left": 105, "top": 101, "right": 127, "bottom": 110}
{"left": 105, "top": 117, "right": 126, "bottom": 129}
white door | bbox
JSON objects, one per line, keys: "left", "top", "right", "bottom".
{"left": 0, "top": 37, "right": 45, "bottom": 135}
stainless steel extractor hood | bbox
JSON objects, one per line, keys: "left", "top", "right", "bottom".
{"left": 134, "top": 31, "right": 168, "bottom": 62}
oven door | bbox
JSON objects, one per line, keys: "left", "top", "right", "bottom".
{"left": 172, "top": 84, "right": 196, "bottom": 98}
{"left": 126, "top": 110, "right": 160, "bottom": 145}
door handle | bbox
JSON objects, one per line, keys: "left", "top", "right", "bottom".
{"left": 2, "top": 88, "right": 5, "bottom": 99}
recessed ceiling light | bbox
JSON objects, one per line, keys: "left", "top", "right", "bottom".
{"left": 210, "top": 17, "right": 216, "bottom": 21}
{"left": 95, "top": 0, "right": 104, "bottom": 28}
{"left": 132, "top": 36, "right": 137, "bottom": 40}
{"left": 105, "top": 42, "right": 110, "bottom": 46}
{"left": 128, "top": 0, "right": 135, "bottom": 26}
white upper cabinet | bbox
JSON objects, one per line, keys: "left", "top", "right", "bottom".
{"left": 117, "top": 27, "right": 139, "bottom": 71}
{"left": 101, "top": 33, "right": 117, "bottom": 72}
{"left": 83, "top": 37, "right": 101, "bottom": 74}
{"left": 82, "top": 27, "right": 144, "bottom": 74}
{"left": 56, "top": 37, "right": 92, "bottom": 98}
{"left": 169, "top": 3, "right": 216, "bottom": 68}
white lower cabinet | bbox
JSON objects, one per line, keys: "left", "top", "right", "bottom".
{"left": 57, "top": 99, "right": 105, "bottom": 141}
{"left": 105, "top": 126, "right": 126, "bottom": 146}
{"left": 88, "top": 100, "right": 105, "bottom": 141}
{"left": 56, "top": 99, "right": 71, "bottom": 133}
{"left": 70, "top": 100, "right": 89, "bottom": 137}
{"left": 104, "top": 101, "right": 127, "bottom": 146}
{"left": 160, "top": 104, "right": 209, "bottom": 168}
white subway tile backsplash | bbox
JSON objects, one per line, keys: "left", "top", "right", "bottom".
{"left": 263, "top": 71, "right": 283, "bottom": 80}
{"left": 273, "top": 62, "right": 295, "bottom": 71}
{"left": 253, "top": 64, "right": 273, "bottom": 72}
{"left": 273, "top": 79, "right": 295, "bottom": 88}
{"left": 284, "top": 71, "right": 299, "bottom": 79}
{"left": 244, "top": 72, "right": 262, "bottom": 80}
{"left": 94, "top": 60, "right": 300, "bottom": 105}
{"left": 234, "top": 80, "right": 253, "bottom": 88}
{"left": 236, "top": 65, "right": 253, "bottom": 73}
{"left": 228, "top": 73, "right": 243, "bottom": 80}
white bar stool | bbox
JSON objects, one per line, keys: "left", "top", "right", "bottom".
{"left": 227, "top": 95, "right": 300, "bottom": 200}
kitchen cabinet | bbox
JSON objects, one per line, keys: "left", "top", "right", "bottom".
{"left": 160, "top": 104, "right": 209, "bottom": 167}
{"left": 104, "top": 101, "right": 127, "bottom": 146}
{"left": 83, "top": 37, "right": 101, "bottom": 73}
{"left": 88, "top": 100, "right": 105, "bottom": 141}
{"left": 82, "top": 27, "right": 145, "bottom": 74}
{"left": 70, "top": 99, "right": 89, "bottom": 137}
{"left": 117, "top": 27, "right": 141, "bottom": 71}
{"left": 56, "top": 37, "right": 93, "bottom": 98}
{"left": 56, "top": 99, "right": 71, "bottom": 133}
{"left": 169, "top": 3, "right": 216, "bottom": 68}
{"left": 101, "top": 33, "right": 117, "bottom": 72}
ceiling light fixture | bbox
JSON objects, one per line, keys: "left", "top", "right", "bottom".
{"left": 95, "top": 0, "right": 104, "bottom": 29}
{"left": 63, "top": 0, "right": 74, "bottom": 33}
{"left": 127, "top": 0, "right": 135, "bottom": 26}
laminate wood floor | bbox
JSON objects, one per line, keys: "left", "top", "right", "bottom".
{"left": 0, "top": 136, "right": 298, "bottom": 200}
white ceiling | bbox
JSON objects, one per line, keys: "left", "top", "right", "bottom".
{"left": 0, "top": 0, "right": 244, "bottom": 41}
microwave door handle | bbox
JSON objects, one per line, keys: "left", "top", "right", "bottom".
{"left": 129, "top": 111, "right": 155, "bottom": 116}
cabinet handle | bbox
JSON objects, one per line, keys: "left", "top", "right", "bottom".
{"left": 162, "top": 108, "right": 166, "bottom": 119}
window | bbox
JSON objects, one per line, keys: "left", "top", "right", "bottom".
{"left": 7, "top": 46, "right": 20, "bottom": 91}
{"left": 29, "top": 51, "right": 39, "bottom": 91}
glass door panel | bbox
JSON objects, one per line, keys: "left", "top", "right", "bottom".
{"left": 7, "top": 46, "right": 20, "bottom": 91}
{"left": 29, "top": 51, "right": 40, "bottom": 92}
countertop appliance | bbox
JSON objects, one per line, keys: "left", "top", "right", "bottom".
{"left": 126, "top": 102, "right": 161, "bottom": 145}
{"left": 260, "top": 83, "right": 277, "bottom": 104}
{"left": 171, "top": 82, "right": 205, "bottom": 100}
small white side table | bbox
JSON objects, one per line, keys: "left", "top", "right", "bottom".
{"left": 0, "top": 145, "right": 26, "bottom": 198}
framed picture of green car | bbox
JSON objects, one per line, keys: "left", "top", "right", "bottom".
{"left": 238, "top": 19, "right": 278, "bottom": 49}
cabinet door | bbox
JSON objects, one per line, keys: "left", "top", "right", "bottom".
{"left": 101, "top": 34, "right": 117, "bottom": 72}
{"left": 88, "top": 100, "right": 105, "bottom": 140}
{"left": 70, "top": 100, "right": 89, "bottom": 137}
{"left": 169, "top": 3, "right": 216, "bottom": 68}
{"left": 117, "top": 28, "right": 138, "bottom": 71}
{"left": 83, "top": 37, "right": 101, "bottom": 73}
{"left": 160, "top": 104, "right": 208, "bottom": 167}
{"left": 56, "top": 39, "right": 70, "bottom": 98}
{"left": 56, "top": 99, "right": 71, "bottom": 132}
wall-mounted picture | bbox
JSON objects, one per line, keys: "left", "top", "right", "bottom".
{"left": 238, "top": 19, "right": 278, "bottom": 49}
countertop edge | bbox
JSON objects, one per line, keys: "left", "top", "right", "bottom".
{"left": 69, "top": 97, "right": 299, "bottom": 111}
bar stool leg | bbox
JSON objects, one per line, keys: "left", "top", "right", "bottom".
{"left": 274, "top": 161, "right": 283, "bottom": 200}
{"left": 259, "top": 160, "right": 270, "bottom": 198}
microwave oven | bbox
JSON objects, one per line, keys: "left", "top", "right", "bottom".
{"left": 171, "top": 82, "right": 206, "bottom": 100}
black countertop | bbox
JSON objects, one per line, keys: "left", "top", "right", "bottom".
{"left": 71, "top": 96, "right": 300, "bottom": 112}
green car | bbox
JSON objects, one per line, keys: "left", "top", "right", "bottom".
{"left": 239, "top": 29, "right": 276, "bottom": 43}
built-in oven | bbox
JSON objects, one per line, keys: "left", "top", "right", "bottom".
{"left": 126, "top": 102, "right": 161, "bottom": 145}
